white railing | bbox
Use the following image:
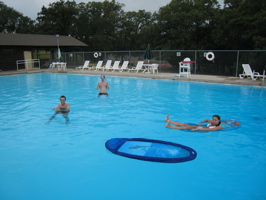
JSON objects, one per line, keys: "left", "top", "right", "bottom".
{"left": 16, "top": 59, "right": 40, "bottom": 70}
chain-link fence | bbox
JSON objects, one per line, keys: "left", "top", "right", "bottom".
{"left": 39, "top": 50, "right": 266, "bottom": 77}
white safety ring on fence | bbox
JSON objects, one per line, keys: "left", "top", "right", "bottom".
{"left": 206, "top": 52, "right": 215, "bottom": 61}
{"left": 94, "top": 52, "right": 99, "bottom": 58}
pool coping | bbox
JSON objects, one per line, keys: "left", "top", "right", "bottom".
{"left": 0, "top": 69, "right": 265, "bottom": 87}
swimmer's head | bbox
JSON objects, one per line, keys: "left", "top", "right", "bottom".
{"left": 60, "top": 95, "right": 66, "bottom": 104}
{"left": 100, "top": 74, "right": 105, "bottom": 79}
{"left": 60, "top": 95, "right": 66, "bottom": 100}
{"left": 212, "top": 115, "right": 221, "bottom": 126}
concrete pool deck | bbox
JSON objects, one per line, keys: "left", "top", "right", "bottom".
{"left": 0, "top": 68, "right": 265, "bottom": 87}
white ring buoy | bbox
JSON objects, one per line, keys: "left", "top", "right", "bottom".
{"left": 94, "top": 52, "right": 98, "bottom": 58}
{"left": 206, "top": 52, "right": 215, "bottom": 61}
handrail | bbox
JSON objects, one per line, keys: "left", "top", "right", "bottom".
{"left": 16, "top": 59, "right": 40, "bottom": 70}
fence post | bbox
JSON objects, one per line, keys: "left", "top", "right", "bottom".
{"left": 194, "top": 50, "right": 197, "bottom": 74}
{"left": 159, "top": 50, "right": 162, "bottom": 72}
{"left": 236, "top": 51, "right": 239, "bottom": 77}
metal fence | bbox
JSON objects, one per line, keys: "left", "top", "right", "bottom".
{"left": 38, "top": 50, "right": 266, "bottom": 77}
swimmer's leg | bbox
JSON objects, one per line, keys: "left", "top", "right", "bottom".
{"left": 46, "top": 112, "right": 58, "bottom": 124}
{"left": 164, "top": 114, "right": 187, "bottom": 126}
{"left": 63, "top": 113, "right": 69, "bottom": 124}
{"left": 165, "top": 121, "right": 187, "bottom": 129}
{"left": 164, "top": 114, "right": 170, "bottom": 122}
{"left": 165, "top": 122, "right": 197, "bottom": 130}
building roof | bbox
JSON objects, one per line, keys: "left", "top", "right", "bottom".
{"left": 0, "top": 33, "right": 88, "bottom": 47}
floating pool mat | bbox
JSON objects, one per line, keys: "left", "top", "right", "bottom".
{"left": 105, "top": 138, "right": 197, "bottom": 163}
{"left": 220, "top": 119, "right": 241, "bottom": 130}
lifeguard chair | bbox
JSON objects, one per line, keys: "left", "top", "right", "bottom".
{"left": 179, "top": 57, "right": 194, "bottom": 78}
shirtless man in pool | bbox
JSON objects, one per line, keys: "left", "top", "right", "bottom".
{"left": 96, "top": 74, "right": 110, "bottom": 96}
{"left": 164, "top": 114, "right": 222, "bottom": 131}
{"left": 46, "top": 95, "right": 70, "bottom": 124}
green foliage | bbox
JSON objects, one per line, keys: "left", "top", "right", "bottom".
{"left": 215, "top": 0, "right": 266, "bottom": 49}
{"left": 0, "top": 1, "right": 35, "bottom": 33}
{"left": 118, "top": 10, "right": 155, "bottom": 50}
{"left": 74, "top": 0, "right": 125, "bottom": 50}
{"left": 35, "top": 0, "right": 78, "bottom": 35}
{"left": 1, "top": 0, "right": 265, "bottom": 50}
{"left": 155, "top": 0, "right": 221, "bottom": 50}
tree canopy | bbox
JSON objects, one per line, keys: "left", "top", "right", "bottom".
{"left": 0, "top": 0, "right": 265, "bottom": 50}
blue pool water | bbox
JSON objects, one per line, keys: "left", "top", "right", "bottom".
{"left": 0, "top": 73, "right": 265, "bottom": 200}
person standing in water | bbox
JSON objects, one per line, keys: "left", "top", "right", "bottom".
{"left": 96, "top": 74, "right": 110, "bottom": 96}
{"left": 46, "top": 95, "right": 70, "bottom": 124}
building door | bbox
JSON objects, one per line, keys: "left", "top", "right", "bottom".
{"left": 24, "top": 51, "right": 32, "bottom": 69}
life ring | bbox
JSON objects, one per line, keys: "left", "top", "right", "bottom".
{"left": 206, "top": 52, "right": 215, "bottom": 61}
{"left": 94, "top": 52, "right": 99, "bottom": 58}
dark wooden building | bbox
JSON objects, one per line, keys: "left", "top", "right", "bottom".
{"left": 0, "top": 33, "right": 88, "bottom": 71}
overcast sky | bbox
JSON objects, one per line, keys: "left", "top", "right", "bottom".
{"left": 2, "top": 0, "right": 170, "bottom": 19}
{"left": 2, "top": 0, "right": 224, "bottom": 20}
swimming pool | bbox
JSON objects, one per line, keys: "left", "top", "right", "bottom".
{"left": 0, "top": 73, "right": 265, "bottom": 200}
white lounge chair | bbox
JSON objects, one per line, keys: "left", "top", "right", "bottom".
{"left": 258, "top": 70, "right": 266, "bottom": 80}
{"left": 112, "top": 61, "right": 121, "bottom": 72}
{"left": 119, "top": 61, "right": 129, "bottom": 72}
{"left": 128, "top": 61, "right": 144, "bottom": 73}
{"left": 94, "top": 60, "right": 104, "bottom": 70}
{"left": 178, "top": 57, "right": 191, "bottom": 78}
{"left": 103, "top": 60, "right": 112, "bottom": 71}
{"left": 76, "top": 60, "right": 90, "bottom": 70}
{"left": 239, "top": 64, "right": 260, "bottom": 80}
{"left": 48, "top": 62, "right": 56, "bottom": 69}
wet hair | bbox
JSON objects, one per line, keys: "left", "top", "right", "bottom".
{"left": 100, "top": 74, "right": 105, "bottom": 79}
{"left": 60, "top": 95, "right": 66, "bottom": 100}
{"left": 213, "top": 115, "right": 221, "bottom": 125}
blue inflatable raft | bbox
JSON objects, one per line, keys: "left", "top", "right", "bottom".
{"left": 105, "top": 138, "right": 197, "bottom": 163}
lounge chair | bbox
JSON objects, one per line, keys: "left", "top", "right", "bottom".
{"left": 119, "top": 61, "right": 129, "bottom": 72}
{"left": 103, "top": 60, "right": 112, "bottom": 71}
{"left": 94, "top": 60, "right": 104, "bottom": 70}
{"left": 76, "top": 60, "right": 90, "bottom": 70}
{"left": 128, "top": 61, "right": 144, "bottom": 73}
{"left": 258, "top": 70, "right": 266, "bottom": 80}
{"left": 239, "top": 64, "right": 260, "bottom": 80}
{"left": 48, "top": 62, "right": 56, "bottom": 69}
{"left": 112, "top": 61, "right": 121, "bottom": 72}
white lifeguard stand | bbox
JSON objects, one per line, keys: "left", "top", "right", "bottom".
{"left": 178, "top": 57, "right": 192, "bottom": 78}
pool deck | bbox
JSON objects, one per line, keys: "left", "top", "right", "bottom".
{"left": 0, "top": 68, "right": 265, "bottom": 87}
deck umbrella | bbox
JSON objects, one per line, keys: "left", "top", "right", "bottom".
{"left": 57, "top": 47, "right": 61, "bottom": 61}
{"left": 144, "top": 44, "right": 153, "bottom": 64}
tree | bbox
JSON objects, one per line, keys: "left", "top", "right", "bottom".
{"left": 154, "top": 0, "right": 220, "bottom": 50}
{"left": 117, "top": 10, "right": 155, "bottom": 50}
{"left": 0, "top": 1, "right": 35, "bottom": 33}
{"left": 74, "top": 0, "right": 124, "bottom": 51}
{"left": 35, "top": 0, "right": 78, "bottom": 35}
{"left": 214, "top": 0, "right": 266, "bottom": 49}
{"left": 1, "top": 0, "right": 265, "bottom": 50}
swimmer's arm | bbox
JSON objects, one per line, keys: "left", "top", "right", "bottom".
{"left": 107, "top": 82, "right": 110, "bottom": 89}
{"left": 52, "top": 104, "right": 59, "bottom": 111}
{"left": 198, "top": 119, "right": 211, "bottom": 125}
{"left": 96, "top": 83, "right": 100, "bottom": 90}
